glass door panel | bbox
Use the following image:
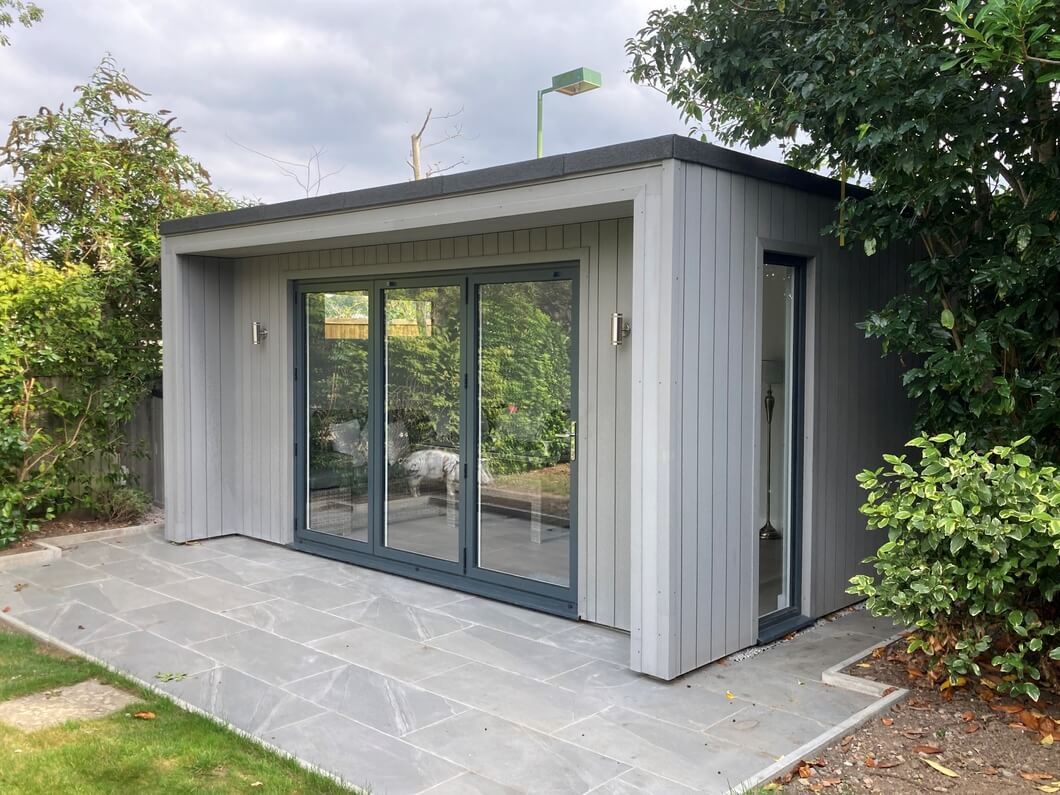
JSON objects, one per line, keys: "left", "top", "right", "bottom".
{"left": 305, "top": 290, "right": 371, "bottom": 542}
{"left": 758, "top": 260, "right": 800, "bottom": 617}
{"left": 382, "top": 284, "right": 463, "bottom": 562}
{"left": 475, "top": 279, "right": 574, "bottom": 588}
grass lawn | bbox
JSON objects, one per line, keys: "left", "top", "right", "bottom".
{"left": 0, "top": 624, "right": 353, "bottom": 794}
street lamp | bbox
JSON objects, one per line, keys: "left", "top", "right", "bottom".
{"left": 536, "top": 67, "right": 602, "bottom": 158}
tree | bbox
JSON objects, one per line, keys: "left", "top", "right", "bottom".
{"left": 0, "top": 58, "right": 235, "bottom": 542}
{"left": 408, "top": 107, "right": 467, "bottom": 180}
{"left": 628, "top": 0, "right": 1060, "bottom": 461}
{"left": 0, "top": 0, "right": 42, "bottom": 46}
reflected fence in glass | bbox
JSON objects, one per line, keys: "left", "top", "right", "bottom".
{"left": 305, "top": 290, "right": 371, "bottom": 541}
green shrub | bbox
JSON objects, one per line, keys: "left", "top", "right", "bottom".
{"left": 849, "top": 433, "right": 1060, "bottom": 701}
{"left": 84, "top": 472, "right": 151, "bottom": 524}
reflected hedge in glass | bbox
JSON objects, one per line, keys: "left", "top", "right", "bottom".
{"left": 305, "top": 290, "right": 370, "bottom": 541}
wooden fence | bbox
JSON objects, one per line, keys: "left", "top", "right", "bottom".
{"left": 121, "top": 393, "right": 164, "bottom": 506}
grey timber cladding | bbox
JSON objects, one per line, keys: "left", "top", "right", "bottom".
{"left": 163, "top": 221, "right": 635, "bottom": 631}
{"left": 668, "top": 163, "right": 912, "bottom": 671}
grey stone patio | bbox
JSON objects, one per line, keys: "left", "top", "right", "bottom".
{"left": 0, "top": 528, "right": 900, "bottom": 794}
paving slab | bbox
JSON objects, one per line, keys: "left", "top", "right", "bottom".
{"left": 157, "top": 666, "right": 324, "bottom": 735}
{"left": 286, "top": 663, "right": 466, "bottom": 736}
{"left": 222, "top": 597, "right": 359, "bottom": 643}
{"left": 191, "top": 628, "right": 346, "bottom": 686}
{"left": 427, "top": 624, "right": 592, "bottom": 680}
{"left": 64, "top": 578, "right": 169, "bottom": 614}
{"left": 59, "top": 541, "right": 138, "bottom": 568}
{"left": 267, "top": 710, "right": 463, "bottom": 794}
{"left": 18, "top": 602, "right": 137, "bottom": 645}
{"left": 591, "top": 767, "right": 699, "bottom": 794}
{"left": 0, "top": 679, "right": 139, "bottom": 732}
{"left": 417, "top": 661, "right": 601, "bottom": 733}
{"left": 153, "top": 576, "right": 271, "bottom": 612}
{"left": 180, "top": 555, "right": 288, "bottom": 586}
{"left": 96, "top": 556, "right": 194, "bottom": 587}
{"left": 250, "top": 574, "right": 372, "bottom": 610}
{"left": 0, "top": 575, "right": 70, "bottom": 614}
{"left": 331, "top": 597, "right": 468, "bottom": 642}
{"left": 6, "top": 559, "right": 107, "bottom": 590}
{"left": 556, "top": 705, "right": 773, "bottom": 793}
{"left": 550, "top": 659, "right": 746, "bottom": 731}
{"left": 121, "top": 600, "right": 249, "bottom": 645}
{"left": 80, "top": 630, "right": 216, "bottom": 683}
{"left": 310, "top": 625, "right": 467, "bottom": 683}
{"left": 539, "top": 623, "right": 630, "bottom": 666}
{"left": 428, "top": 596, "right": 576, "bottom": 640}
{"left": 405, "top": 710, "right": 629, "bottom": 793}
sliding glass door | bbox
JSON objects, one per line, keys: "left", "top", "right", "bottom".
{"left": 297, "top": 266, "right": 578, "bottom": 612}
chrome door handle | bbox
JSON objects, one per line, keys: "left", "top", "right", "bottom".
{"left": 553, "top": 421, "right": 576, "bottom": 461}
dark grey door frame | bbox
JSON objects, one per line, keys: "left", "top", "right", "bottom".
{"left": 292, "top": 262, "right": 580, "bottom": 617}
{"left": 757, "top": 250, "right": 811, "bottom": 643}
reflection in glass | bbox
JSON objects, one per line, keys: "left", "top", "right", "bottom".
{"left": 306, "top": 291, "right": 371, "bottom": 541}
{"left": 758, "top": 264, "right": 795, "bottom": 616}
{"left": 477, "top": 280, "right": 573, "bottom": 587}
{"left": 383, "top": 285, "right": 462, "bottom": 562}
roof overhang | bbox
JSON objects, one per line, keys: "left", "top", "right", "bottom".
{"left": 161, "top": 134, "right": 865, "bottom": 242}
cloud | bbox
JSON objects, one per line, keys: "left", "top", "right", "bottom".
{"left": 0, "top": 0, "right": 784, "bottom": 203}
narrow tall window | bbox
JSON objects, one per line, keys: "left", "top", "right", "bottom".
{"left": 758, "top": 256, "right": 802, "bottom": 618}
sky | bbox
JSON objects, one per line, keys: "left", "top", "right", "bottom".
{"left": 0, "top": 0, "right": 782, "bottom": 204}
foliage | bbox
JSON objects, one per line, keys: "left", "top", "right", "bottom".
{"left": 0, "top": 244, "right": 108, "bottom": 545}
{"left": 305, "top": 282, "right": 573, "bottom": 493}
{"left": 849, "top": 433, "right": 1060, "bottom": 699}
{"left": 84, "top": 471, "right": 151, "bottom": 524}
{"left": 628, "top": 0, "right": 1060, "bottom": 462}
{"left": 0, "top": 59, "right": 235, "bottom": 544}
{"left": 0, "top": 0, "right": 42, "bottom": 46}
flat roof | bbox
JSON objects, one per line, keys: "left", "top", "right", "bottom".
{"left": 161, "top": 134, "right": 864, "bottom": 236}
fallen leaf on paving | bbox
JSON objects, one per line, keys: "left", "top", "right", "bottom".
{"left": 1020, "top": 773, "right": 1057, "bottom": 782}
{"left": 922, "top": 758, "right": 959, "bottom": 778}
{"left": 840, "top": 734, "right": 854, "bottom": 749}
{"left": 881, "top": 717, "right": 894, "bottom": 727}
{"left": 882, "top": 686, "right": 897, "bottom": 696}
{"left": 913, "top": 744, "right": 942, "bottom": 754}
{"left": 13, "top": 583, "right": 27, "bottom": 592}
{"left": 797, "top": 762, "right": 813, "bottom": 779}
{"left": 991, "top": 704, "right": 1023, "bottom": 713}
{"left": 1, "top": 606, "right": 9, "bottom": 613}
{"left": 725, "top": 690, "right": 735, "bottom": 700}
{"left": 133, "top": 711, "right": 156, "bottom": 720}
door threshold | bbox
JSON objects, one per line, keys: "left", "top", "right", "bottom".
{"left": 757, "top": 610, "right": 814, "bottom": 644}
{"left": 290, "top": 535, "right": 579, "bottom": 619}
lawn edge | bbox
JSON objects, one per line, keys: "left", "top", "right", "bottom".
{"left": 728, "top": 633, "right": 908, "bottom": 794}
{"left": 0, "top": 609, "right": 362, "bottom": 793}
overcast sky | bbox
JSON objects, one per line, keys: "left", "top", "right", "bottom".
{"left": 1, "top": 0, "right": 782, "bottom": 204}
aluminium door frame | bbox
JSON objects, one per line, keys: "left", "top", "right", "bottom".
{"left": 292, "top": 261, "right": 580, "bottom": 617}
{"left": 756, "top": 250, "right": 810, "bottom": 643}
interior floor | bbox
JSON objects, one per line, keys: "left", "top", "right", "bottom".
{"left": 308, "top": 488, "right": 569, "bottom": 586}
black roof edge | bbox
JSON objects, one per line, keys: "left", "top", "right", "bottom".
{"left": 160, "top": 134, "right": 867, "bottom": 236}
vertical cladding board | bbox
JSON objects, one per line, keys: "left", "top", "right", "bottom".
{"left": 672, "top": 164, "right": 913, "bottom": 672}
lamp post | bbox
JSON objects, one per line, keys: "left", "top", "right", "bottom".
{"left": 536, "top": 67, "right": 602, "bottom": 158}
